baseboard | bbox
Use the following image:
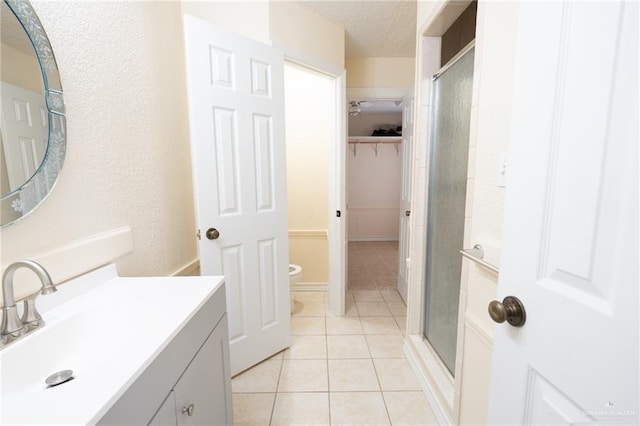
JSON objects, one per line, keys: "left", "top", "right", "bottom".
{"left": 291, "top": 282, "right": 327, "bottom": 292}
{"left": 404, "top": 336, "right": 455, "bottom": 425}
{"left": 348, "top": 237, "right": 399, "bottom": 242}
{"left": 171, "top": 258, "right": 200, "bottom": 277}
{"left": 288, "top": 229, "right": 328, "bottom": 239}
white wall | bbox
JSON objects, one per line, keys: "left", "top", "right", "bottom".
{"left": 348, "top": 112, "right": 402, "bottom": 136}
{"left": 347, "top": 142, "right": 401, "bottom": 241}
{"left": 270, "top": 1, "right": 345, "bottom": 71}
{"left": 180, "top": 1, "right": 270, "bottom": 44}
{"left": 346, "top": 57, "right": 416, "bottom": 88}
{"left": 456, "top": 2, "right": 519, "bottom": 423}
{"left": 284, "top": 63, "right": 331, "bottom": 284}
{"left": 1, "top": 1, "right": 197, "bottom": 301}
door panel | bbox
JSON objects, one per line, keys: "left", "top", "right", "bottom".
{"left": 489, "top": 2, "right": 638, "bottom": 423}
{"left": 397, "top": 97, "right": 414, "bottom": 303}
{"left": 184, "top": 16, "right": 290, "bottom": 376}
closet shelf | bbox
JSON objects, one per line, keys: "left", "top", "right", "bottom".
{"left": 348, "top": 136, "right": 402, "bottom": 144}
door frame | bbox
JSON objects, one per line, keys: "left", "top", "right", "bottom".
{"left": 274, "top": 43, "right": 347, "bottom": 316}
{"left": 345, "top": 87, "right": 413, "bottom": 300}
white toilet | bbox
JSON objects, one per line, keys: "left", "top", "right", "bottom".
{"left": 289, "top": 264, "right": 302, "bottom": 314}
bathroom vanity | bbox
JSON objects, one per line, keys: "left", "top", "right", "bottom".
{"left": 0, "top": 264, "right": 232, "bottom": 425}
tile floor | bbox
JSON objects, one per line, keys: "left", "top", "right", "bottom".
{"left": 348, "top": 242, "right": 399, "bottom": 290}
{"left": 231, "top": 289, "right": 438, "bottom": 425}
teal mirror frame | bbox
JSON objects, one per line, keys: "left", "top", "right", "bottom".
{"left": 1, "top": 0, "right": 66, "bottom": 228}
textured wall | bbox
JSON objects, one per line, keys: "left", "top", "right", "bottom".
{"left": 346, "top": 57, "right": 416, "bottom": 88}
{"left": 180, "top": 1, "right": 270, "bottom": 44}
{"left": 457, "top": 2, "right": 519, "bottom": 423}
{"left": 1, "top": 1, "right": 197, "bottom": 292}
{"left": 270, "top": 1, "right": 345, "bottom": 70}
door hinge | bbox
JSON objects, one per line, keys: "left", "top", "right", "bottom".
{"left": 405, "top": 210, "right": 411, "bottom": 217}
{"left": 196, "top": 229, "right": 201, "bottom": 240}
{"left": 336, "top": 210, "right": 341, "bottom": 218}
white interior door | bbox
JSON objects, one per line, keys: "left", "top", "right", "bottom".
{"left": 488, "top": 2, "right": 638, "bottom": 424}
{"left": 184, "top": 16, "right": 290, "bottom": 376}
{"left": 0, "top": 82, "right": 48, "bottom": 191}
{"left": 397, "top": 96, "right": 414, "bottom": 303}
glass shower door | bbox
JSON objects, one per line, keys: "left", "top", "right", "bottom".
{"left": 423, "top": 47, "right": 474, "bottom": 376}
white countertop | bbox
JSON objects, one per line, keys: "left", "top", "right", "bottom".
{"left": 0, "top": 264, "right": 225, "bottom": 425}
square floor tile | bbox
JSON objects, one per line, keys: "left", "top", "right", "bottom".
{"left": 379, "top": 289, "right": 403, "bottom": 303}
{"left": 271, "top": 392, "right": 330, "bottom": 425}
{"left": 345, "top": 291, "right": 355, "bottom": 302}
{"left": 329, "top": 359, "right": 380, "bottom": 391}
{"left": 326, "top": 316, "right": 363, "bottom": 335}
{"left": 327, "top": 335, "right": 370, "bottom": 359}
{"left": 345, "top": 301, "right": 359, "bottom": 317}
{"left": 395, "top": 316, "right": 407, "bottom": 333}
{"left": 361, "top": 317, "right": 401, "bottom": 335}
{"left": 357, "top": 302, "right": 393, "bottom": 317}
{"left": 278, "top": 360, "right": 328, "bottom": 392}
{"left": 292, "top": 302, "right": 326, "bottom": 317}
{"left": 374, "top": 359, "right": 421, "bottom": 391}
{"left": 232, "top": 360, "right": 281, "bottom": 393}
{"left": 353, "top": 290, "right": 384, "bottom": 302}
{"left": 330, "top": 392, "right": 390, "bottom": 425}
{"left": 268, "top": 350, "right": 285, "bottom": 360}
{"left": 291, "top": 317, "right": 326, "bottom": 335}
{"left": 232, "top": 393, "right": 275, "bottom": 425}
{"left": 386, "top": 301, "right": 407, "bottom": 317}
{"left": 383, "top": 391, "right": 438, "bottom": 425}
{"left": 284, "top": 335, "right": 327, "bottom": 359}
{"left": 366, "top": 335, "right": 406, "bottom": 358}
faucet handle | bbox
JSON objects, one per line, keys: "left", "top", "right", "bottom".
{"left": 21, "top": 296, "right": 44, "bottom": 329}
{"left": 1, "top": 305, "right": 24, "bottom": 337}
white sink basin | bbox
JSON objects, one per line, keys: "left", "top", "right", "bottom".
{"left": 0, "top": 264, "right": 224, "bottom": 425}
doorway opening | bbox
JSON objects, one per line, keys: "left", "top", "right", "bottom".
{"left": 283, "top": 60, "right": 344, "bottom": 316}
{"left": 346, "top": 98, "right": 403, "bottom": 296}
{"left": 284, "top": 62, "right": 332, "bottom": 292}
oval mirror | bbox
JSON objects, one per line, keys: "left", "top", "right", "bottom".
{"left": 1, "top": 0, "right": 66, "bottom": 228}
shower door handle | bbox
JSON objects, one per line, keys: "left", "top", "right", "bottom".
{"left": 488, "top": 296, "right": 526, "bottom": 327}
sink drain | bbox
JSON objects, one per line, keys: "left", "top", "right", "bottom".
{"left": 45, "top": 369, "right": 74, "bottom": 387}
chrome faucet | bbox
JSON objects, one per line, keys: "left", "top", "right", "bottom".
{"left": 1, "top": 260, "right": 57, "bottom": 347}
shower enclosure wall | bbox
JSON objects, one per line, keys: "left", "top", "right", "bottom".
{"left": 423, "top": 46, "right": 474, "bottom": 375}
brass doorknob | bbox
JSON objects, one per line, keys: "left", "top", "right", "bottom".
{"left": 206, "top": 228, "right": 220, "bottom": 240}
{"left": 488, "top": 296, "right": 526, "bottom": 327}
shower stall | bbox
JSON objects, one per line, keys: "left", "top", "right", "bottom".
{"left": 423, "top": 45, "right": 475, "bottom": 375}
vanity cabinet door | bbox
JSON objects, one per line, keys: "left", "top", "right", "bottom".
{"left": 174, "top": 316, "right": 232, "bottom": 426}
{"left": 148, "top": 391, "right": 177, "bottom": 426}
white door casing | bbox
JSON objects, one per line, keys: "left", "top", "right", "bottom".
{"left": 183, "top": 16, "right": 291, "bottom": 376}
{"left": 328, "top": 70, "right": 347, "bottom": 316}
{"left": 489, "top": 2, "right": 638, "bottom": 424}
{"left": 397, "top": 96, "right": 414, "bottom": 303}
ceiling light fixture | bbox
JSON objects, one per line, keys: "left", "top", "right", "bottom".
{"left": 349, "top": 101, "right": 361, "bottom": 116}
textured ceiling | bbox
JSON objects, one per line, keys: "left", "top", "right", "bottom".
{"left": 300, "top": 0, "right": 417, "bottom": 58}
